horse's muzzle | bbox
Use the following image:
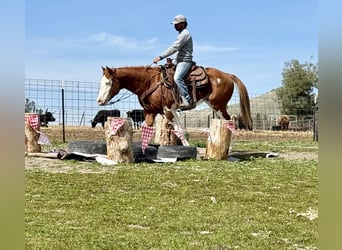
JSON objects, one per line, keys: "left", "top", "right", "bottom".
{"left": 97, "top": 98, "right": 106, "bottom": 106}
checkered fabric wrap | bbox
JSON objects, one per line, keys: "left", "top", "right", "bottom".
{"left": 224, "top": 120, "right": 236, "bottom": 133}
{"left": 38, "top": 132, "right": 51, "bottom": 145}
{"left": 25, "top": 113, "right": 40, "bottom": 130}
{"left": 141, "top": 124, "right": 155, "bottom": 154}
{"left": 173, "top": 129, "right": 189, "bottom": 146}
{"left": 25, "top": 113, "right": 51, "bottom": 145}
{"left": 109, "top": 118, "right": 125, "bottom": 135}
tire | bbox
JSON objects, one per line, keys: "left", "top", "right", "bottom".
{"left": 132, "top": 142, "right": 158, "bottom": 162}
{"left": 67, "top": 141, "right": 199, "bottom": 162}
{"left": 157, "top": 145, "right": 197, "bottom": 160}
{"left": 68, "top": 141, "right": 107, "bottom": 155}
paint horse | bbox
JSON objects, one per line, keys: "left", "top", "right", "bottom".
{"left": 96, "top": 65, "right": 253, "bottom": 130}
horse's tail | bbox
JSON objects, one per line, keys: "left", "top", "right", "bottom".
{"left": 231, "top": 74, "right": 253, "bottom": 130}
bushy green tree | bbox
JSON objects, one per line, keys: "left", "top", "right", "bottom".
{"left": 276, "top": 58, "right": 318, "bottom": 117}
{"left": 25, "top": 98, "right": 36, "bottom": 113}
{"left": 25, "top": 98, "right": 45, "bottom": 114}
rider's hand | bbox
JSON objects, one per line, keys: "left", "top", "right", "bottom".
{"left": 153, "top": 56, "right": 162, "bottom": 64}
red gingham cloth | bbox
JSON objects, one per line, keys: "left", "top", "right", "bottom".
{"left": 25, "top": 113, "right": 51, "bottom": 145}
{"left": 173, "top": 129, "right": 189, "bottom": 146}
{"left": 141, "top": 124, "right": 155, "bottom": 154}
{"left": 199, "top": 120, "right": 235, "bottom": 143}
{"left": 25, "top": 114, "right": 40, "bottom": 130}
{"left": 109, "top": 118, "right": 125, "bottom": 135}
{"left": 224, "top": 120, "right": 236, "bottom": 133}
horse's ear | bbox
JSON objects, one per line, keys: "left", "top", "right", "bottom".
{"left": 101, "top": 66, "right": 105, "bottom": 71}
{"left": 105, "top": 66, "right": 116, "bottom": 75}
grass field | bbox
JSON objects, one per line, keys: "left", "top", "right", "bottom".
{"left": 25, "top": 129, "right": 318, "bottom": 249}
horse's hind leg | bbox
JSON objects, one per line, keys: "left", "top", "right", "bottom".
{"left": 204, "top": 100, "right": 230, "bottom": 120}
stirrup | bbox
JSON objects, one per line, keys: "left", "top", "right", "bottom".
{"left": 178, "top": 100, "right": 195, "bottom": 111}
{"left": 179, "top": 104, "right": 195, "bottom": 111}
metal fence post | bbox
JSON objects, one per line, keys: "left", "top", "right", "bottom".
{"left": 61, "top": 80, "right": 66, "bottom": 143}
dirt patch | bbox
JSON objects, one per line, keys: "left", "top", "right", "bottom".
{"left": 26, "top": 127, "right": 317, "bottom": 173}
{"left": 25, "top": 148, "right": 317, "bottom": 174}
{"left": 41, "top": 126, "right": 315, "bottom": 143}
{"left": 196, "top": 148, "right": 318, "bottom": 161}
{"left": 25, "top": 156, "right": 125, "bottom": 174}
{"left": 279, "top": 151, "right": 317, "bottom": 161}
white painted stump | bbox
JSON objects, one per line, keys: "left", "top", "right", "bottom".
{"left": 105, "top": 117, "right": 134, "bottom": 163}
{"left": 25, "top": 113, "right": 41, "bottom": 153}
{"left": 153, "top": 115, "right": 181, "bottom": 146}
{"left": 205, "top": 119, "right": 232, "bottom": 160}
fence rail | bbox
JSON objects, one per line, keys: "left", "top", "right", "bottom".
{"left": 25, "top": 78, "right": 317, "bottom": 142}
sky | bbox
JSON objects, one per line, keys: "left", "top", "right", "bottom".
{"left": 25, "top": 0, "right": 318, "bottom": 96}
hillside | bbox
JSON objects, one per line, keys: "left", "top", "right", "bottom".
{"left": 186, "top": 90, "right": 281, "bottom": 117}
{"left": 179, "top": 90, "right": 282, "bottom": 129}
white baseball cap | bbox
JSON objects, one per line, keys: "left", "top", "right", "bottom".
{"left": 171, "top": 14, "right": 187, "bottom": 24}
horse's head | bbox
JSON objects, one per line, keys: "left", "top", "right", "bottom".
{"left": 97, "top": 66, "right": 121, "bottom": 106}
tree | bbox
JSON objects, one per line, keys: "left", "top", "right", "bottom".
{"left": 25, "top": 98, "right": 36, "bottom": 113}
{"left": 25, "top": 98, "right": 45, "bottom": 114}
{"left": 276, "top": 58, "right": 318, "bottom": 117}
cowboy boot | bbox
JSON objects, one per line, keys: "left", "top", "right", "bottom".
{"left": 179, "top": 96, "right": 195, "bottom": 111}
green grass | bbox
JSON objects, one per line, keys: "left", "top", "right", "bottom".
{"left": 26, "top": 157, "right": 317, "bottom": 249}
{"left": 233, "top": 139, "right": 318, "bottom": 153}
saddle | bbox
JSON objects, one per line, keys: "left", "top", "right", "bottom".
{"left": 161, "top": 61, "right": 209, "bottom": 89}
{"left": 159, "top": 61, "right": 209, "bottom": 107}
{"left": 185, "top": 62, "right": 209, "bottom": 88}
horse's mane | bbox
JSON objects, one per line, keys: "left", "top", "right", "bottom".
{"left": 116, "top": 65, "right": 159, "bottom": 72}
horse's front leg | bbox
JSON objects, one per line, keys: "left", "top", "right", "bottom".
{"left": 168, "top": 108, "right": 184, "bottom": 131}
{"left": 144, "top": 113, "right": 156, "bottom": 127}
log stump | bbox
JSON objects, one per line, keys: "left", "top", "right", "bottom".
{"left": 154, "top": 115, "right": 181, "bottom": 146}
{"left": 105, "top": 117, "right": 134, "bottom": 163}
{"left": 25, "top": 113, "right": 41, "bottom": 153}
{"left": 205, "top": 119, "right": 232, "bottom": 160}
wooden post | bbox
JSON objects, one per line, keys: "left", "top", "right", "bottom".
{"left": 105, "top": 117, "right": 134, "bottom": 163}
{"left": 205, "top": 119, "right": 232, "bottom": 160}
{"left": 25, "top": 113, "right": 41, "bottom": 153}
{"left": 154, "top": 114, "right": 181, "bottom": 145}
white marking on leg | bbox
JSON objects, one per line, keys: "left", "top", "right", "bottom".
{"left": 170, "top": 109, "right": 183, "bottom": 130}
{"left": 204, "top": 100, "right": 224, "bottom": 119}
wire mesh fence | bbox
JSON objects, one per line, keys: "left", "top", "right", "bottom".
{"left": 25, "top": 78, "right": 317, "bottom": 142}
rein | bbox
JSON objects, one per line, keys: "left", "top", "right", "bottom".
{"left": 138, "top": 70, "right": 162, "bottom": 107}
{"left": 108, "top": 90, "right": 132, "bottom": 105}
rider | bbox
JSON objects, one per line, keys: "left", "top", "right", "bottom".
{"left": 153, "top": 14, "right": 194, "bottom": 110}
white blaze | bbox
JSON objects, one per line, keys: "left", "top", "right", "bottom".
{"left": 97, "top": 75, "right": 112, "bottom": 105}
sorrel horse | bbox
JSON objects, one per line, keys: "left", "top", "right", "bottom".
{"left": 96, "top": 65, "right": 253, "bottom": 130}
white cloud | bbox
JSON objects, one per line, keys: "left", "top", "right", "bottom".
{"left": 87, "top": 32, "right": 158, "bottom": 50}
{"left": 26, "top": 33, "right": 159, "bottom": 56}
{"left": 195, "top": 44, "right": 239, "bottom": 53}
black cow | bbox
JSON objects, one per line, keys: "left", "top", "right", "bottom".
{"left": 127, "top": 109, "right": 144, "bottom": 129}
{"left": 231, "top": 114, "right": 252, "bottom": 131}
{"left": 91, "top": 109, "right": 121, "bottom": 128}
{"left": 39, "top": 111, "right": 56, "bottom": 127}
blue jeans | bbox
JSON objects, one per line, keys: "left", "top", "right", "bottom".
{"left": 174, "top": 61, "right": 192, "bottom": 102}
